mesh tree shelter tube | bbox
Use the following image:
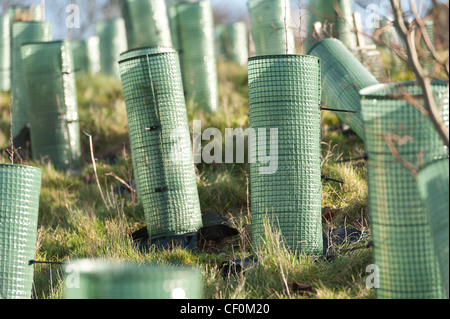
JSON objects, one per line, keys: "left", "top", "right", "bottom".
{"left": 63, "top": 259, "right": 204, "bottom": 299}
{"left": 11, "top": 21, "right": 52, "bottom": 139}
{"left": 96, "top": 18, "right": 128, "bottom": 79}
{"left": 21, "top": 40, "right": 82, "bottom": 171}
{"left": 72, "top": 36, "right": 101, "bottom": 76}
{"left": 306, "top": 0, "right": 357, "bottom": 50}
{"left": 360, "top": 81, "right": 449, "bottom": 299}
{"left": 417, "top": 158, "right": 449, "bottom": 298}
{"left": 220, "top": 22, "right": 248, "bottom": 66}
{"left": 248, "top": 0, "right": 295, "bottom": 56}
{"left": 121, "top": 0, "right": 173, "bottom": 49}
{"left": 0, "top": 164, "right": 42, "bottom": 299}
{"left": 119, "top": 48, "right": 203, "bottom": 239}
{"left": 308, "top": 38, "right": 379, "bottom": 140}
{"left": 0, "top": 14, "right": 11, "bottom": 92}
{"left": 249, "top": 55, "right": 323, "bottom": 255}
{"left": 168, "top": 0, "right": 218, "bottom": 113}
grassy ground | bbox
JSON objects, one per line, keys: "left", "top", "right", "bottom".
{"left": 0, "top": 61, "right": 375, "bottom": 299}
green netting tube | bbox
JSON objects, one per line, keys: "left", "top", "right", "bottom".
{"left": 119, "top": 48, "right": 202, "bottom": 239}
{"left": 21, "top": 41, "right": 82, "bottom": 171}
{"left": 423, "top": 20, "right": 435, "bottom": 73}
{"left": 11, "top": 21, "right": 52, "bottom": 139}
{"left": 96, "top": 18, "right": 128, "bottom": 79}
{"left": 168, "top": 0, "right": 218, "bottom": 113}
{"left": 63, "top": 259, "right": 204, "bottom": 299}
{"left": 361, "top": 81, "right": 449, "bottom": 299}
{"left": 0, "top": 164, "right": 42, "bottom": 299}
{"left": 121, "top": 0, "right": 173, "bottom": 49}
{"left": 308, "top": 38, "right": 379, "bottom": 140}
{"left": 248, "top": 0, "right": 295, "bottom": 55}
{"left": 306, "top": 0, "right": 358, "bottom": 51}
{"left": 220, "top": 22, "right": 248, "bottom": 66}
{"left": 0, "top": 14, "right": 11, "bottom": 92}
{"left": 72, "top": 37, "right": 101, "bottom": 76}
{"left": 417, "top": 158, "right": 449, "bottom": 298}
{"left": 120, "top": 0, "right": 135, "bottom": 49}
{"left": 249, "top": 55, "right": 323, "bottom": 255}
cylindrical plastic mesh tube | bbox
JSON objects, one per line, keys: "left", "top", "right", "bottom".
{"left": 168, "top": 0, "right": 218, "bottom": 113}
{"left": 249, "top": 55, "right": 323, "bottom": 255}
{"left": 248, "top": 0, "right": 295, "bottom": 55}
{"left": 63, "top": 259, "right": 204, "bottom": 299}
{"left": 121, "top": 0, "right": 173, "bottom": 49}
{"left": 11, "top": 21, "right": 52, "bottom": 139}
{"left": 0, "top": 14, "right": 11, "bottom": 92}
{"left": 0, "top": 164, "right": 42, "bottom": 299}
{"left": 220, "top": 22, "right": 248, "bottom": 66}
{"left": 21, "top": 40, "right": 81, "bottom": 171}
{"left": 361, "top": 81, "right": 449, "bottom": 299}
{"left": 96, "top": 18, "right": 128, "bottom": 79}
{"left": 72, "top": 37, "right": 101, "bottom": 76}
{"left": 308, "top": 39, "right": 379, "bottom": 140}
{"left": 306, "top": 0, "right": 357, "bottom": 50}
{"left": 119, "top": 48, "right": 203, "bottom": 239}
{"left": 417, "top": 158, "right": 449, "bottom": 298}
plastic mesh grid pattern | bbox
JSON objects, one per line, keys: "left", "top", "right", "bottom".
{"left": 119, "top": 49, "right": 202, "bottom": 239}
{"left": 0, "top": 164, "right": 42, "bottom": 299}
{"left": 306, "top": 0, "right": 356, "bottom": 50}
{"left": 122, "top": 0, "right": 173, "bottom": 49}
{"left": 248, "top": 0, "right": 295, "bottom": 56}
{"left": 248, "top": 54, "right": 323, "bottom": 255}
{"left": 21, "top": 41, "right": 81, "bottom": 171}
{"left": 308, "top": 38, "right": 379, "bottom": 141}
{"left": 220, "top": 22, "right": 248, "bottom": 66}
{"left": 63, "top": 259, "right": 203, "bottom": 299}
{"left": 361, "top": 81, "right": 449, "bottom": 299}
{"left": 168, "top": 0, "right": 218, "bottom": 113}
{"left": 0, "top": 14, "right": 10, "bottom": 92}
{"left": 11, "top": 21, "right": 52, "bottom": 138}
{"left": 417, "top": 158, "right": 449, "bottom": 298}
{"left": 96, "top": 18, "right": 128, "bottom": 78}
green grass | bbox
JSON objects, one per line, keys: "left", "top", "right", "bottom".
{"left": 0, "top": 60, "right": 374, "bottom": 300}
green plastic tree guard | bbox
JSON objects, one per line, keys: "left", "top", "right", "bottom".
{"left": 72, "top": 36, "right": 101, "bottom": 76}
{"left": 21, "top": 40, "right": 82, "bottom": 171}
{"left": 169, "top": 0, "right": 218, "bottom": 113}
{"left": 0, "top": 14, "right": 11, "bottom": 92}
{"left": 306, "top": 0, "right": 357, "bottom": 50}
{"left": 96, "top": 18, "right": 128, "bottom": 79}
{"left": 11, "top": 21, "right": 52, "bottom": 139}
{"left": 63, "top": 259, "right": 204, "bottom": 299}
{"left": 0, "top": 164, "right": 42, "bottom": 299}
{"left": 120, "top": 0, "right": 135, "bottom": 49}
{"left": 248, "top": 0, "right": 295, "bottom": 55}
{"left": 121, "top": 0, "right": 173, "bottom": 49}
{"left": 308, "top": 38, "right": 379, "bottom": 140}
{"left": 221, "top": 22, "right": 248, "bottom": 66}
{"left": 361, "top": 81, "right": 449, "bottom": 299}
{"left": 119, "top": 48, "right": 203, "bottom": 239}
{"left": 417, "top": 158, "right": 449, "bottom": 298}
{"left": 249, "top": 55, "right": 323, "bottom": 255}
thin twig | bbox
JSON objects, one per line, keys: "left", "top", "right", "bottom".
{"left": 390, "top": 0, "right": 449, "bottom": 148}
{"left": 83, "top": 131, "right": 110, "bottom": 212}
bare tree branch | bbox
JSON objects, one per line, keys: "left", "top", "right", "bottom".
{"left": 390, "top": 0, "right": 449, "bottom": 148}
